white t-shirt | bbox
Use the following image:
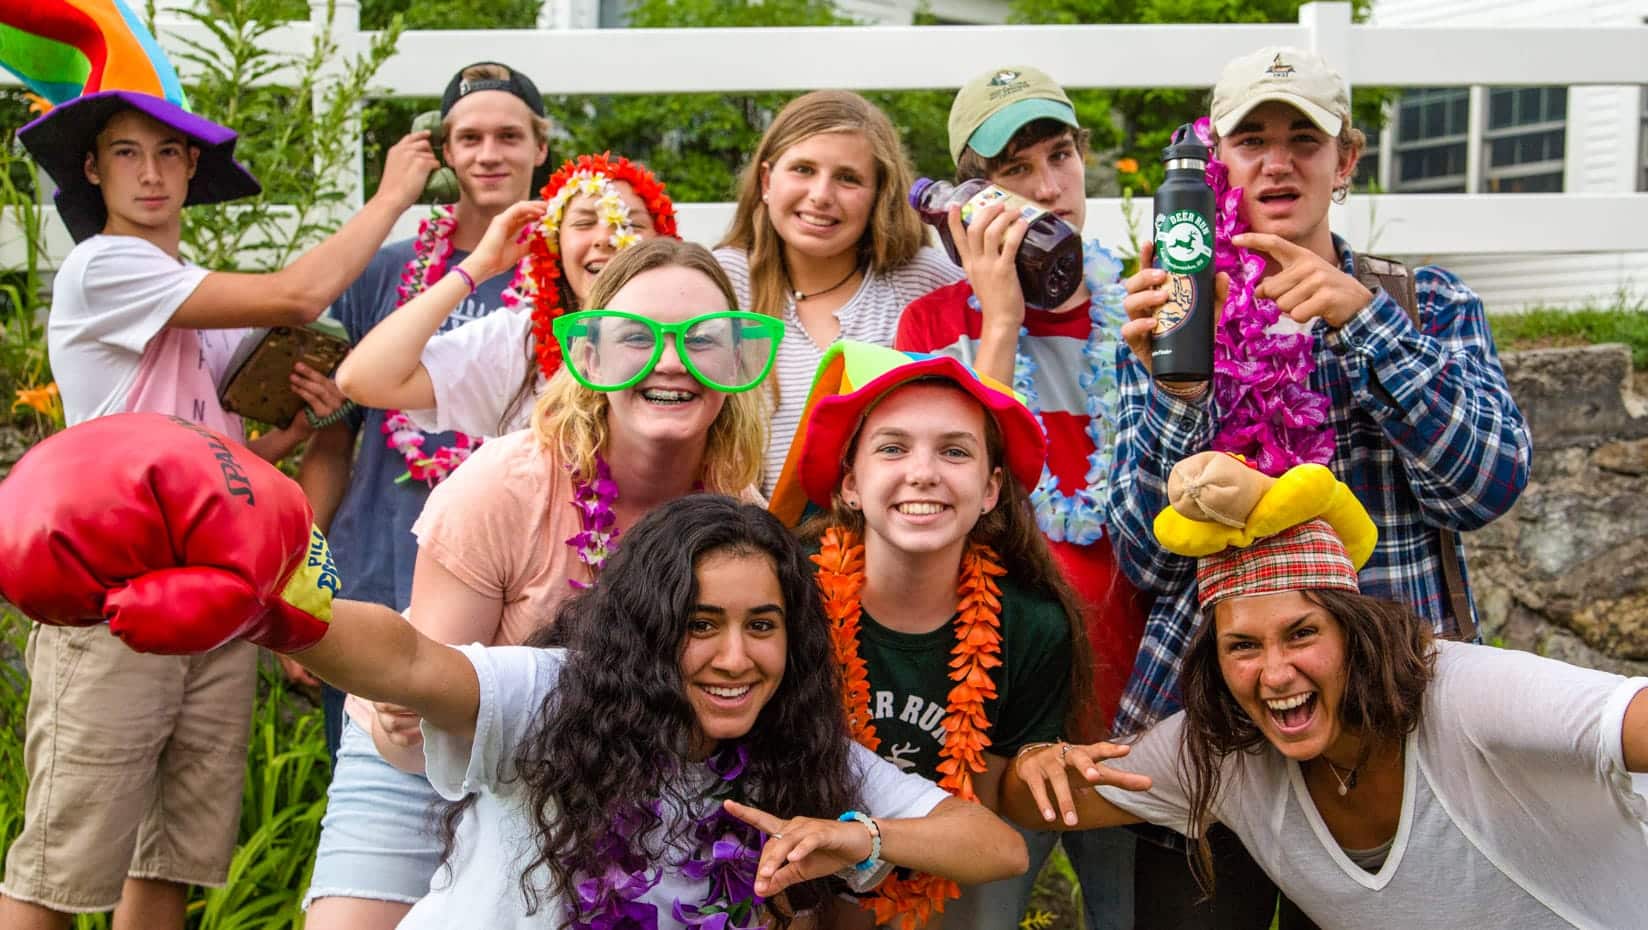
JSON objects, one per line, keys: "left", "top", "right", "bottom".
{"left": 47, "top": 235, "right": 245, "bottom": 433}
{"left": 713, "top": 246, "right": 962, "bottom": 495}
{"left": 1097, "top": 642, "right": 1648, "bottom": 929}
{"left": 403, "top": 306, "right": 542, "bottom": 438}
{"left": 400, "top": 644, "right": 953, "bottom": 930}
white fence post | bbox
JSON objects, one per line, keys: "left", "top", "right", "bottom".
{"left": 312, "top": 0, "right": 365, "bottom": 211}
{"left": 1299, "top": 2, "right": 1353, "bottom": 91}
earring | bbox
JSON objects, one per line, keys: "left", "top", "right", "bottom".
{"left": 761, "top": 192, "right": 769, "bottom": 203}
{"left": 846, "top": 499, "right": 859, "bottom": 510}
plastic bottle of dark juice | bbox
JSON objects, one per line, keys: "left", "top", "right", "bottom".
{"left": 1149, "top": 124, "right": 1216, "bottom": 382}
{"left": 910, "top": 177, "right": 1083, "bottom": 309}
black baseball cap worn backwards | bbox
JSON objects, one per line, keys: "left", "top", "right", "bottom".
{"left": 439, "top": 63, "right": 546, "bottom": 118}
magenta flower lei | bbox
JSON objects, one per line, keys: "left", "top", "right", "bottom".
{"left": 568, "top": 744, "right": 768, "bottom": 930}
{"left": 567, "top": 454, "right": 621, "bottom": 589}
{"left": 1196, "top": 118, "right": 1335, "bottom": 476}
{"left": 382, "top": 205, "right": 534, "bottom": 486}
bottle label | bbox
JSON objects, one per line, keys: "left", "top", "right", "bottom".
{"left": 961, "top": 185, "right": 1049, "bottom": 227}
{"left": 1154, "top": 209, "right": 1213, "bottom": 274}
{"left": 1153, "top": 273, "right": 1198, "bottom": 336}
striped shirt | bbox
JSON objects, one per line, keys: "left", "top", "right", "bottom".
{"left": 714, "top": 245, "right": 963, "bottom": 495}
{"left": 1107, "top": 237, "right": 1532, "bottom": 735}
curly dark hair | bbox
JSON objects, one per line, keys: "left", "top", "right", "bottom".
{"left": 482, "top": 494, "right": 858, "bottom": 924}
{"left": 1176, "top": 589, "right": 1436, "bottom": 892}
{"left": 797, "top": 377, "right": 1099, "bottom": 742}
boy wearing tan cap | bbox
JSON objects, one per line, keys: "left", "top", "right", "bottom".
{"left": 897, "top": 64, "right": 1145, "bottom": 930}
{"left": 1108, "top": 46, "right": 1531, "bottom": 928}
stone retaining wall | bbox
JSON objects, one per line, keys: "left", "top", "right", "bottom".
{"left": 1467, "top": 344, "right": 1648, "bottom": 676}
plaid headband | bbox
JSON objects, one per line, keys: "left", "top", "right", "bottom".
{"left": 1196, "top": 518, "right": 1359, "bottom": 608}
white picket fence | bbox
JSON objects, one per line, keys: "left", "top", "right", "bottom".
{"left": 5, "top": 1, "right": 1647, "bottom": 277}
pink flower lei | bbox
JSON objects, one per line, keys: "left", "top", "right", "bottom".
{"left": 1197, "top": 117, "right": 1335, "bottom": 475}
{"left": 382, "top": 204, "right": 535, "bottom": 486}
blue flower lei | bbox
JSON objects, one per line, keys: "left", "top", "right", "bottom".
{"left": 990, "top": 240, "right": 1126, "bottom": 545}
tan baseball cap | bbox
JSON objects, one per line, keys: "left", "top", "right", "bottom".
{"left": 1210, "top": 47, "right": 1349, "bottom": 138}
{"left": 948, "top": 65, "right": 1079, "bottom": 164}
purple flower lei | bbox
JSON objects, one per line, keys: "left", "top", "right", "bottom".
{"left": 1196, "top": 117, "right": 1335, "bottom": 476}
{"left": 567, "top": 454, "right": 621, "bottom": 589}
{"left": 567, "top": 744, "right": 768, "bottom": 930}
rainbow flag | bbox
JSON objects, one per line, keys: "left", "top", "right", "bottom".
{"left": 0, "top": 0, "right": 188, "bottom": 111}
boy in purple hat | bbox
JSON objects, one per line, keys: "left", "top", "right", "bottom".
{"left": 0, "top": 90, "right": 434, "bottom": 930}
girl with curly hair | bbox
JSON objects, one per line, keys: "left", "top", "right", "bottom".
{"left": 304, "top": 238, "right": 779, "bottom": 926}
{"left": 305, "top": 494, "right": 1026, "bottom": 929}
{"left": 338, "top": 153, "right": 678, "bottom": 437}
{"left": 784, "top": 343, "right": 1124, "bottom": 929}
{"left": 1004, "top": 462, "right": 1648, "bottom": 929}
{"left": 716, "top": 91, "right": 963, "bottom": 494}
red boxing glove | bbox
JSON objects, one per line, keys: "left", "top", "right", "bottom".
{"left": 0, "top": 413, "right": 338, "bottom": 654}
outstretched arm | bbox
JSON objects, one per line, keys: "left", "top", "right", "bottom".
{"left": 725, "top": 795, "right": 1028, "bottom": 898}
{"left": 998, "top": 741, "right": 1150, "bottom": 832}
{"left": 290, "top": 599, "right": 479, "bottom": 742}
{"left": 172, "top": 133, "right": 438, "bottom": 330}
{"left": 336, "top": 200, "right": 545, "bottom": 411}
{"left": 1625, "top": 688, "right": 1647, "bottom": 773}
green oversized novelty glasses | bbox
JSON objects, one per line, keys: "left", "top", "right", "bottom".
{"left": 552, "top": 309, "right": 784, "bottom": 393}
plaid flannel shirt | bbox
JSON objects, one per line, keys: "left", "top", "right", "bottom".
{"left": 1107, "top": 237, "right": 1532, "bottom": 735}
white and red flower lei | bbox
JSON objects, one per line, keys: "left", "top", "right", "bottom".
{"left": 382, "top": 205, "right": 533, "bottom": 486}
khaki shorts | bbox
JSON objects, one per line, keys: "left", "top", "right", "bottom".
{"left": 1, "top": 624, "right": 257, "bottom": 912}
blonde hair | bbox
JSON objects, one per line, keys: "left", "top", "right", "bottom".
{"left": 443, "top": 63, "right": 552, "bottom": 147}
{"left": 717, "top": 90, "right": 926, "bottom": 319}
{"left": 530, "top": 239, "right": 769, "bottom": 493}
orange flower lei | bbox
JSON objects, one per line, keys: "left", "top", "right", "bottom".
{"left": 813, "top": 526, "right": 1006, "bottom": 930}
{"left": 526, "top": 153, "right": 679, "bottom": 382}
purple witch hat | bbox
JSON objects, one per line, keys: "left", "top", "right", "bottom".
{"left": 18, "top": 90, "right": 262, "bottom": 242}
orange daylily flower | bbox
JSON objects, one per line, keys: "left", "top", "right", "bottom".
{"left": 1116, "top": 157, "right": 1140, "bottom": 174}
{"left": 23, "top": 92, "right": 52, "bottom": 117}
{"left": 13, "top": 382, "right": 59, "bottom": 415}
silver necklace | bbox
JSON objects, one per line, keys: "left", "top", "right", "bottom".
{"left": 1323, "top": 757, "right": 1360, "bottom": 796}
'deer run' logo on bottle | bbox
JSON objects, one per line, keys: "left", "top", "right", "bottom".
{"left": 1154, "top": 210, "right": 1213, "bottom": 275}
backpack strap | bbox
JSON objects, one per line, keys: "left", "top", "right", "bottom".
{"left": 1350, "top": 251, "right": 1478, "bottom": 642}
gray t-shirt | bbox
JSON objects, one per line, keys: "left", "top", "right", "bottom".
{"left": 328, "top": 238, "right": 517, "bottom": 611}
{"left": 1098, "top": 642, "right": 1648, "bottom": 929}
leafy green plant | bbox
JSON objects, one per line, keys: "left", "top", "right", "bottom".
{"left": 0, "top": 106, "right": 58, "bottom": 438}
{"left": 164, "top": 0, "right": 404, "bottom": 271}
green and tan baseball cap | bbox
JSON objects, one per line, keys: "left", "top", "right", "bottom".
{"left": 948, "top": 65, "right": 1079, "bottom": 164}
{"left": 1211, "top": 47, "right": 1349, "bottom": 138}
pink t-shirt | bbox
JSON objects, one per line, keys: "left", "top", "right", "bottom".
{"left": 48, "top": 234, "right": 245, "bottom": 433}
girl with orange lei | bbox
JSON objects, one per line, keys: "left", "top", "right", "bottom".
{"left": 338, "top": 154, "right": 678, "bottom": 441}
{"left": 786, "top": 342, "right": 1108, "bottom": 930}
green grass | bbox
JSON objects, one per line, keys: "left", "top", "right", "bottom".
{"left": 0, "top": 608, "right": 329, "bottom": 930}
{"left": 1490, "top": 294, "right": 1648, "bottom": 370}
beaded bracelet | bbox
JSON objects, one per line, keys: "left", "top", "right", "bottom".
{"left": 836, "top": 810, "right": 881, "bottom": 871}
{"left": 305, "top": 399, "right": 357, "bottom": 430}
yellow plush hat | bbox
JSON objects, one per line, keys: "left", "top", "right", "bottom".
{"left": 1154, "top": 452, "right": 1378, "bottom": 607}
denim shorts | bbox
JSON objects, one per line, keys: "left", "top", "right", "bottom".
{"left": 302, "top": 717, "right": 445, "bottom": 908}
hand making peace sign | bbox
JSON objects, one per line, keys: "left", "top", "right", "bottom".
{"left": 722, "top": 799, "right": 879, "bottom": 898}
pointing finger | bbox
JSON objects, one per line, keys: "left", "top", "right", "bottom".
{"left": 723, "top": 798, "right": 784, "bottom": 836}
